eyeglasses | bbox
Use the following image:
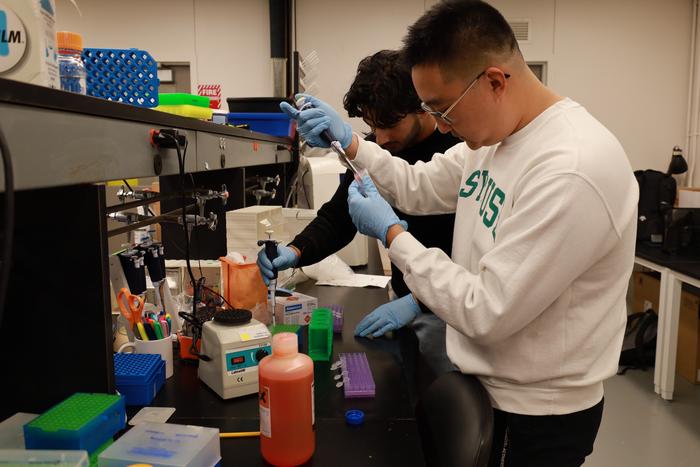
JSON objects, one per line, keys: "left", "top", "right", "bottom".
{"left": 421, "top": 71, "right": 510, "bottom": 125}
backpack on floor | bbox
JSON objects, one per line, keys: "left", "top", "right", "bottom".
{"left": 618, "top": 310, "right": 658, "bottom": 374}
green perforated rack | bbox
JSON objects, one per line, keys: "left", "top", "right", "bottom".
{"left": 308, "top": 308, "right": 333, "bottom": 361}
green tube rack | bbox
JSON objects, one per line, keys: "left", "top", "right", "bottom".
{"left": 308, "top": 308, "right": 333, "bottom": 361}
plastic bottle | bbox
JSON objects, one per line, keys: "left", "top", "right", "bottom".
{"left": 258, "top": 332, "right": 314, "bottom": 466}
{"left": 56, "top": 31, "right": 86, "bottom": 95}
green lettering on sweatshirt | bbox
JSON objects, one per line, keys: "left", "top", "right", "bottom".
{"left": 458, "top": 170, "right": 505, "bottom": 240}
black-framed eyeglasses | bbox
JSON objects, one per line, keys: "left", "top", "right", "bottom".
{"left": 421, "top": 71, "right": 510, "bottom": 125}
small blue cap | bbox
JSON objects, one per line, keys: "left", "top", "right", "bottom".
{"left": 345, "top": 409, "right": 365, "bottom": 426}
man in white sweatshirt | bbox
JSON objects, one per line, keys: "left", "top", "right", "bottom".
{"left": 281, "top": 1, "right": 638, "bottom": 465}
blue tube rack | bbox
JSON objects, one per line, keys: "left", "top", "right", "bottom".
{"left": 82, "top": 48, "right": 159, "bottom": 108}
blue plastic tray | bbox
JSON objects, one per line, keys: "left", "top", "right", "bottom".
{"left": 24, "top": 393, "right": 126, "bottom": 453}
{"left": 114, "top": 353, "right": 165, "bottom": 406}
{"left": 82, "top": 48, "right": 159, "bottom": 108}
{"left": 227, "top": 112, "right": 293, "bottom": 137}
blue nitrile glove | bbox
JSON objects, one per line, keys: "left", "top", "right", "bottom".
{"left": 348, "top": 175, "right": 407, "bottom": 247}
{"left": 257, "top": 245, "right": 299, "bottom": 286}
{"left": 280, "top": 94, "right": 353, "bottom": 149}
{"left": 355, "top": 294, "right": 421, "bottom": 338}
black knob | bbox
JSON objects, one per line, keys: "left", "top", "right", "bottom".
{"left": 255, "top": 349, "right": 269, "bottom": 362}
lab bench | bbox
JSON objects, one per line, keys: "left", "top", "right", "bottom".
{"left": 634, "top": 241, "right": 700, "bottom": 400}
{"left": 145, "top": 256, "right": 426, "bottom": 465}
{"left": 0, "top": 78, "right": 291, "bottom": 419}
{"left": 0, "top": 78, "right": 427, "bottom": 465}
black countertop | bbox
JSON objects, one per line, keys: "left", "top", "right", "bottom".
{"left": 636, "top": 241, "right": 700, "bottom": 280}
{"left": 141, "top": 244, "right": 426, "bottom": 466}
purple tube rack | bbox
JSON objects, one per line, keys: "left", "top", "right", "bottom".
{"left": 327, "top": 304, "right": 343, "bottom": 333}
{"left": 339, "top": 352, "right": 375, "bottom": 398}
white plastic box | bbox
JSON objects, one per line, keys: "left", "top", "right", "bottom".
{"left": 226, "top": 206, "right": 286, "bottom": 259}
{"left": 98, "top": 423, "right": 220, "bottom": 467}
{"left": 0, "top": 450, "right": 88, "bottom": 466}
{"left": 275, "top": 291, "right": 318, "bottom": 325}
{"left": 0, "top": 412, "right": 37, "bottom": 449}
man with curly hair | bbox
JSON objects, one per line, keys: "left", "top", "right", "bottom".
{"left": 258, "top": 49, "right": 460, "bottom": 376}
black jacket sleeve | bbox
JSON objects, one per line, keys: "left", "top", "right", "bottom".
{"left": 288, "top": 170, "right": 358, "bottom": 266}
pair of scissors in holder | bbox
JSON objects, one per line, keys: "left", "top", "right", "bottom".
{"left": 117, "top": 287, "right": 144, "bottom": 328}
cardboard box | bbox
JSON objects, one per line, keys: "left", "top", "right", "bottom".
{"left": 631, "top": 271, "right": 700, "bottom": 383}
{"left": 677, "top": 290, "right": 700, "bottom": 384}
{"left": 631, "top": 271, "right": 660, "bottom": 314}
{"left": 679, "top": 187, "right": 700, "bottom": 208}
{"left": 274, "top": 292, "right": 318, "bottom": 326}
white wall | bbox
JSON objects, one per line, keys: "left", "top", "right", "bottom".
{"left": 192, "top": 0, "right": 272, "bottom": 98}
{"left": 492, "top": 0, "right": 694, "bottom": 176}
{"left": 295, "top": 0, "right": 426, "bottom": 132}
{"left": 55, "top": 0, "right": 694, "bottom": 177}
{"left": 549, "top": 0, "right": 691, "bottom": 176}
{"left": 55, "top": 0, "right": 272, "bottom": 100}
{"left": 298, "top": 0, "right": 693, "bottom": 176}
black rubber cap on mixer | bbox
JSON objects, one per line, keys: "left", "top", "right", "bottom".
{"left": 214, "top": 309, "right": 252, "bottom": 325}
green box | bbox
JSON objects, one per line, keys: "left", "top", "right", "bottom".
{"left": 308, "top": 308, "right": 333, "bottom": 361}
{"left": 158, "top": 93, "right": 210, "bottom": 108}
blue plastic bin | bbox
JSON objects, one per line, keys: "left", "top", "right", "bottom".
{"left": 226, "top": 112, "right": 293, "bottom": 137}
{"left": 114, "top": 353, "right": 166, "bottom": 406}
{"left": 24, "top": 393, "right": 126, "bottom": 453}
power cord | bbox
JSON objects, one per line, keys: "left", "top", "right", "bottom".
{"left": 161, "top": 133, "right": 214, "bottom": 361}
{"left": 0, "top": 129, "right": 13, "bottom": 327}
{"left": 160, "top": 133, "right": 198, "bottom": 318}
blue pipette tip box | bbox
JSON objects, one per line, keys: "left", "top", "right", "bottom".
{"left": 114, "top": 353, "right": 165, "bottom": 406}
{"left": 23, "top": 393, "right": 126, "bottom": 453}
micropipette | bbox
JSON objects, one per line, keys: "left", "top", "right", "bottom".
{"left": 296, "top": 98, "right": 368, "bottom": 197}
{"left": 257, "top": 230, "right": 279, "bottom": 326}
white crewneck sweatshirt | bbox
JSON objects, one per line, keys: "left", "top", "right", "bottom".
{"left": 352, "top": 99, "right": 638, "bottom": 415}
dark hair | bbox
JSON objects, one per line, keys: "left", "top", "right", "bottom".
{"left": 343, "top": 49, "right": 422, "bottom": 129}
{"left": 403, "top": 0, "right": 520, "bottom": 79}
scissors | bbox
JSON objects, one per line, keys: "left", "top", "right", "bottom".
{"left": 117, "top": 287, "right": 144, "bottom": 328}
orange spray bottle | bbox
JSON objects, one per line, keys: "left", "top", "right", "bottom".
{"left": 259, "top": 332, "right": 315, "bottom": 466}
